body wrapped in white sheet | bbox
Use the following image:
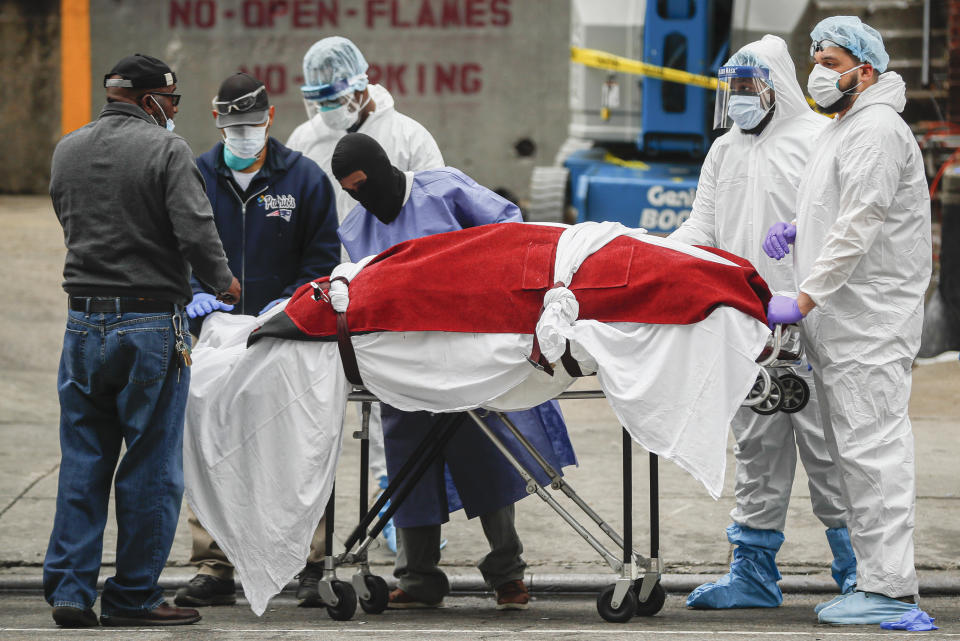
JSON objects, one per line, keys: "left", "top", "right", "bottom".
{"left": 185, "top": 222, "right": 771, "bottom": 614}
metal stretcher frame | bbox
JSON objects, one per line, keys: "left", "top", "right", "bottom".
{"left": 308, "top": 388, "right": 665, "bottom": 624}
{"left": 307, "top": 326, "right": 793, "bottom": 623}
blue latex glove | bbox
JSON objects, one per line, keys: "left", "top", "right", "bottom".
{"left": 186, "top": 292, "right": 234, "bottom": 319}
{"left": 762, "top": 222, "right": 797, "bottom": 260}
{"left": 258, "top": 298, "right": 286, "bottom": 315}
{"left": 880, "top": 609, "right": 938, "bottom": 631}
{"left": 766, "top": 295, "right": 803, "bottom": 329}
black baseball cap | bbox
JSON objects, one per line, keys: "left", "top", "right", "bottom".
{"left": 212, "top": 73, "right": 270, "bottom": 127}
{"left": 104, "top": 54, "right": 176, "bottom": 89}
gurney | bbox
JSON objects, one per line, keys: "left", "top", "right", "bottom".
{"left": 183, "top": 221, "right": 778, "bottom": 618}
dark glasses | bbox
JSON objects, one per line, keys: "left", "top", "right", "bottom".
{"left": 147, "top": 92, "right": 181, "bottom": 107}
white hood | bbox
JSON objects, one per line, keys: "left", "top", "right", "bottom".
{"left": 844, "top": 71, "right": 907, "bottom": 118}
{"left": 734, "top": 35, "right": 811, "bottom": 122}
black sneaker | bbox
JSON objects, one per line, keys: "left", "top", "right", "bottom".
{"left": 174, "top": 574, "right": 237, "bottom": 606}
{"left": 52, "top": 606, "right": 99, "bottom": 628}
{"left": 296, "top": 563, "right": 324, "bottom": 607}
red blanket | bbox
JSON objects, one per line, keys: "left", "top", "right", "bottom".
{"left": 266, "top": 223, "right": 770, "bottom": 340}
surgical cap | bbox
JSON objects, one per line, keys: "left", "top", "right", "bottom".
{"left": 810, "top": 16, "right": 889, "bottom": 73}
{"left": 302, "top": 36, "right": 369, "bottom": 98}
{"left": 724, "top": 49, "right": 774, "bottom": 90}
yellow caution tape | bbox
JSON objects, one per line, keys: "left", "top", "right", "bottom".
{"left": 603, "top": 152, "right": 650, "bottom": 170}
{"left": 572, "top": 45, "right": 824, "bottom": 110}
{"left": 571, "top": 46, "right": 719, "bottom": 90}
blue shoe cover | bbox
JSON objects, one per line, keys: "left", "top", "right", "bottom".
{"left": 817, "top": 591, "right": 917, "bottom": 624}
{"left": 880, "top": 609, "right": 938, "bottom": 631}
{"left": 814, "top": 592, "right": 855, "bottom": 614}
{"left": 375, "top": 480, "right": 398, "bottom": 555}
{"left": 825, "top": 527, "right": 857, "bottom": 594}
{"left": 686, "top": 524, "right": 784, "bottom": 609}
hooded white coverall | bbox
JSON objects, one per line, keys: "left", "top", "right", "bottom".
{"left": 794, "top": 71, "right": 931, "bottom": 598}
{"left": 286, "top": 82, "right": 444, "bottom": 484}
{"left": 671, "top": 35, "right": 847, "bottom": 533}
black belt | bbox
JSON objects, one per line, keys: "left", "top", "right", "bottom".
{"left": 69, "top": 297, "right": 176, "bottom": 314}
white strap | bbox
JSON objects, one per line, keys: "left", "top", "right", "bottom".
{"left": 329, "top": 255, "right": 377, "bottom": 313}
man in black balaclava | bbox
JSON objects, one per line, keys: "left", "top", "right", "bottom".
{"left": 331, "top": 135, "right": 578, "bottom": 612}
{"left": 332, "top": 132, "right": 407, "bottom": 224}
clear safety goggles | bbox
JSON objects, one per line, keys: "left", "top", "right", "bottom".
{"left": 810, "top": 38, "right": 845, "bottom": 58}
{"left": 713, "top": 65, "right": 774, "bottom": 130}
{"left": 212, "top": 85, "right": 266, "bottom": 114}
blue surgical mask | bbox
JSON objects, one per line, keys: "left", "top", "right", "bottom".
{"left": 727, "top": 95, "right": 770, "bottom": 131}
{"left": 165, "top": 118, "right": 175, "bottom": 132}
{"left": 223, "top": 146, "right": 258, "bottom": 170}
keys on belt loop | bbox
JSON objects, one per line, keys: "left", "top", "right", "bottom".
{"left": 172, "top": 311, "right": 192, "bottom": 368}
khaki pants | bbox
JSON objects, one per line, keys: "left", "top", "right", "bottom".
{"left": 187, "top": 505, "right": 326, "bottom": 580}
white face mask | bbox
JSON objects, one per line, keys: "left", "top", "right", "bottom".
{"left": 727, "top": 95, "right": 771, "bottom": 131}
{"left": 319, "top": 94, "right": 370, "bottom": 131}
{"left": 223, "top": 125, "right": 267, "bottom": 159}
{"left": 807, "top": 63, "right": 864, "bottom": 108}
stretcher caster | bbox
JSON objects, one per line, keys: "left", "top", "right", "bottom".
{"left": 751, "top": 375, "right": 783, "bottom": 415}
{"left": 597, "top": 583, "right": 638, "bottom": 623}
{"left": 325, "top": 580, "right": 357, "bottom": 621}
{"left": 358, "top": 575, "right": 389, "bottom": 614}
{"left": 632, "top": 580, "right": 666, "bottom": 616}
{"left": 777, "top": 373, "right": 809, "bottom": 413}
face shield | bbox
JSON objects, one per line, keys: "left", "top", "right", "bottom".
{"left": 713, "top": 66, "right": 774, "bottom": 130}
{"left": 301, "top": 73, "right": 368, "bottom": 133}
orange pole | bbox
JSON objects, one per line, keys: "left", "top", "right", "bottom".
{"left": 60, "top": 0, "right": 91, "bottom": 135}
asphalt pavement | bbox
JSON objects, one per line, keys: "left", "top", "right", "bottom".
{"left": 1, "top": 195, "right": 959, "bottom": 638}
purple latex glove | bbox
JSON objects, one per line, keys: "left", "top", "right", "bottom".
{"left": 762, "top": 222, "right": 797, "bottom": 260}
{"left": 880, "top": 609, "right": 938, "bottom": 631}
{"left": 766, "top": 295, "right": 803, "bottom": 329}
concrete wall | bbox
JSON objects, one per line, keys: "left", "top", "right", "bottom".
{"left": 86, "top": 0, "right": 571, "bottom": 198}
{"left": 1, "top": 1, "right": 60, "bottom": 194}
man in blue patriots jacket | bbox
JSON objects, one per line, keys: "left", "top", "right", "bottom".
{"left": 186, "top": 72, "right": 339, "bottom": 327}
{"left": 176, "top": 72, "right": 339, "bottom": 608}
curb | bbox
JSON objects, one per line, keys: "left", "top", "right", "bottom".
{"left": 4, "top": 572, "right": 960, "bottom": 596}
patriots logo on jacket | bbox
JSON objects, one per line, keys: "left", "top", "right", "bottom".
{"left": 259, "top": 194, "right": 296, "bottom": 222}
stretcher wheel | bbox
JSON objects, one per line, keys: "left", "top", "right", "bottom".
{"left": 632, "top": 580, "right": 666, "bottom": 616}
{"left": 325, "top": 580, "right": 357, "bottom": 621}
{"left": 358, "top": 575, "right": 389, "bottom": 614}
{"left": 750, "top": 375, "right": 783, "bottom": 415}
{"left": 777, "top": 373, "right": 809, "bottom": 413}
{"left": 596, "top": 584, "right": 638, "bottom": 623}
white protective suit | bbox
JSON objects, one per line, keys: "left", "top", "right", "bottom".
{"left": 671, "top": 35, "right": 846, "bottom": 532}
{"left": 794, "top": 71, "right": 932, "bottom": 598}
{"left": 286, "top": 82, "right": 444, "bottom": 482}
{"left": 286, "top": 83, "right": 444, "bottom": 224}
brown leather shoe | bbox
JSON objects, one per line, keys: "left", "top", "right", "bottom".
{"left": 387, "top": 588, "right": 443, "bottom": 609}
{"left": 52, "top": 606, "right": 99, "bottom": 628}
{"left": 100, "top": 602, "right": 201, "bottom": 626}
{"left": 495, "top": 579, "right": 530, "bottom": 610}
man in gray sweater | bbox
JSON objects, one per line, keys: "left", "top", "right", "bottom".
{"left": 43, "top": 53, "right": 240, "bottom": 629}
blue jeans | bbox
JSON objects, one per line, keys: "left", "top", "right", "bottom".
{"left": 43, "top": 308, "right": 190, "bottom": 615}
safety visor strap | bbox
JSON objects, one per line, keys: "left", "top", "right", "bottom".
{"left": 103, "top": 72, "right": 176, "bottom": 88}
{"left": 301, "top": 73, "right": 366, "bottom": 101}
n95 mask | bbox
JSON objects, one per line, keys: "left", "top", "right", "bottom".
{"left": 223, "top": 125, "right": 267, "bottom": 159}
{"left": 807, "top": 63, "right": 864, "bottom": 108}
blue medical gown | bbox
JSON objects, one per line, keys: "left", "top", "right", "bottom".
{"left": 338, "top": 167, "right": 577, "bottom": 527}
